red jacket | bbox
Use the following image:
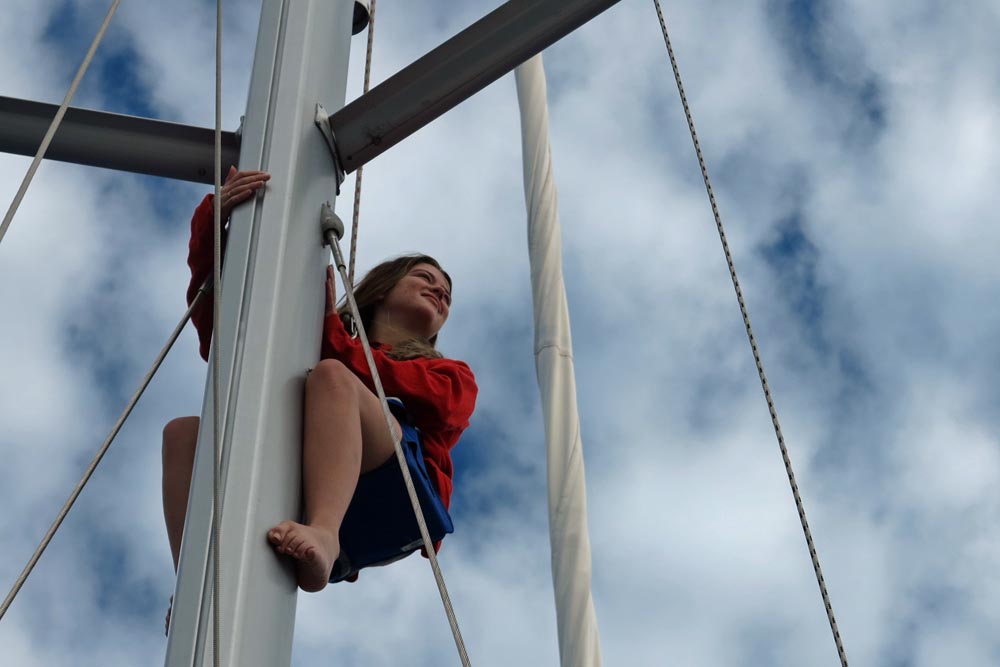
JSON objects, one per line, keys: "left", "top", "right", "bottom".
{"left": 186, "top": 194, "right": 477, "bottom": 509}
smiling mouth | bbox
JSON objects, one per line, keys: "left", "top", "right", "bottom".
{"left": 423, "top": 293, "right": 442, "bottom": 311}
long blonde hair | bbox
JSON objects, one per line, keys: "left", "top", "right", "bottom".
{"left": 338, "top": 254, "right": 452, "bottom": 360}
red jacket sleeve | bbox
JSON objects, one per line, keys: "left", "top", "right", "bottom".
{"left": 186, "top": 194, "right": 226, "bottom": 361}
{"left": 321, "top": 313, "right": 478, "bottom": 435}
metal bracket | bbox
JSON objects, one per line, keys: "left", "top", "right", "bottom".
{"left": 314, "top": 103, "right": 346, "bottom": 194}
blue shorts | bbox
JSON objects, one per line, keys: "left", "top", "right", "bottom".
{"left": 329, "top": 399, "right": 453, "bottom": 583}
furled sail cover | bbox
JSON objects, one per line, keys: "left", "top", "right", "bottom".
{"left": 515, "top": 54, "right": 603, "bottom": 667}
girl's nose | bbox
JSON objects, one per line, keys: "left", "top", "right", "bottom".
{"left": 431, "top": 285, "right": 449, "bottom": 308}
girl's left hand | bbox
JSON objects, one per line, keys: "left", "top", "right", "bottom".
{"left": 218, "top": 166, "right": 270, "bottom": 221}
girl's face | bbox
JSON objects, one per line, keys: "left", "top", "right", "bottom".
{"left": 378, "top": 262, "right": 452, "bottom": 339}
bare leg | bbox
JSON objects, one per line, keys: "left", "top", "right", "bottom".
{"left": 268, "top": 359, "right": 399, "bottom": 592}
{"left": 162, "top": 416, "right": 200, "bottom": 571}
{"left": 162, "top": 416, "right": 199, "bottom": 635}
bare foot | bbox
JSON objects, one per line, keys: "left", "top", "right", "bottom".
{"left": 267, "top": 520, "right": 339, "bottom": 593}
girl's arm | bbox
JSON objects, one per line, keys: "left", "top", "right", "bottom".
{"left": 382, "top": 358, "right": 478, "bottom": 434}
{"left": 185, "top": 194, "right": 220, "bottom": 361}
{"left": 321, "top": 313, "right": 478, "bottom": 433}
{"left": 185, "top": 168, "right": 271, "bottom": 361}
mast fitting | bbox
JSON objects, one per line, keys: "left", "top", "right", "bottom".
{"left": 314, "top": 104, "right": 346, "bottom": 193}
{"left": 320, "top": 202, "right": 345, "bottom": 243}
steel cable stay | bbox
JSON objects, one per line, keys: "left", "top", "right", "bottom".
{"left": 322, "top": 207, "right": 472, "bottom": 667}
{"left": 0, "top": 0, "right": 121, "bottom": 248}
{"left": 651, "top": 1, "right": 850, "bottom": 665}
{"left": 323, "top": 7, "right": 473, "bottom": 655}
{"left": 336, "top": 17, "right": 473, "bottom": 660}
{"left": 0, "top": 284, "right": 210, "bottom": 622}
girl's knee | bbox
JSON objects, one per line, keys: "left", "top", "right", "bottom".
{"left": 307, "top": 359, "right": 355, "bottom": 393}
{"left": 162, "top": 416, "right": 199, "bottom": 463}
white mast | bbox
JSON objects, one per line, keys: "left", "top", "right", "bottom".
{"left": 165, "top": 2, "right": 358, "bottom": 665}
{"left": 516, "top": 55, "right": 603, "bottom": 667}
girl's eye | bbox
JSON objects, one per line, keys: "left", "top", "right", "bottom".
{"left": 415, "top": 270, "right": 451, "bottom": 304}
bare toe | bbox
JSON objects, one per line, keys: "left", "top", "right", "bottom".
{"left": 268, "top": 521, "right": 291, "bottom": 546}
{"left": 265, "top": 521, "right": 338, "bottom": 593}
{"left": 286, "top": 535, "right": 305, "bottom": 555}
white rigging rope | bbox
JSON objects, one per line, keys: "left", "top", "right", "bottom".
{"left": 0, "top": 286, "right": 210, "bottom": 622}
{"left": 514, "top": 55, "right": 602, "bottom": 667}
{"left": 0, "top": 0, "right": 121, "bottom": 248}
{"left": 322, "top": 207, "right": 472, "bottom": 667}
{"left": 210, "top": 1, "right": 224, "bottom": 664}
{"left": 651, "top": 2, "right": 849, "bottom": 665}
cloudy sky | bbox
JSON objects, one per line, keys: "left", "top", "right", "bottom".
{"left": 1, "top": 0, "right": 998, "bottom": 665}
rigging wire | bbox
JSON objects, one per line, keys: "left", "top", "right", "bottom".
{"left": 336, "top": 14, "right": 470, "bottom": 659}
{"left": 650, "top": 2, "right": 850, "bottom": 665}
{"left": 0, "top": 286, "right": 210, "bottom": 622}
{"left": 0, "top": 0, "right": 121, "bottom": 248}
{"left": 348, "top": 0, "right": 378, "bottom": 286}
{"left": 322, "top": 208, "right": 472, "bottom": 667}
{"left": 210, "top": 0, "right": 224, "bottom": 664}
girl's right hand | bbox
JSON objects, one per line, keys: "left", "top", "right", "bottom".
{"left": 218, "top": 166, "right": 270, "bottom": 221}
{"left": 325, "top": 265, "right": 337, "bottom": 316}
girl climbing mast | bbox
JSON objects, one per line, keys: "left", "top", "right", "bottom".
{"left": 162, "top": 167, "right": 477, "bottom": 605}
